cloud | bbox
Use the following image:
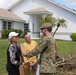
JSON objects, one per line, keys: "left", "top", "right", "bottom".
{"left": 64, "top": 0, "right": 76, "bottom": 5}
{"left": 0, "top": 0, "right": 18, "bottom": 9}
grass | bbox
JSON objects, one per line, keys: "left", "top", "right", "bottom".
{"left": 56, "top": 40, "right": 76, "bottom": 55}
{"left": 0, "top": 39, "right": 76, "bottom": 75}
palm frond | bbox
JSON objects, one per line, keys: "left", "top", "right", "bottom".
{"left": 57, "top": 18, "right": 67, "bottom": 28}
{"left": 39, "top": 15, "right": 56, "bottom": 27}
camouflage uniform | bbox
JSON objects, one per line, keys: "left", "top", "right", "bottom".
{"left": 40, "top": 73, "right": 55, "bottom": 75}
{"left": 26, "top": 23, "right": 57, "bottom": 75}
{"left": 27, "top": 34, "right": 56, "bottom": 74}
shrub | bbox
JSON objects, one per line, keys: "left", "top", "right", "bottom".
{"left": 70, "top": 33, "right": 76, "bottom": 42}
{"left": 19, "top": 30, "right": 28, "bottom": 38}
{"left": 2, "top": 29, "right": 22, "bottom": 38}
{"left": 24, "top": 30, "right": 28, "bottom": 35}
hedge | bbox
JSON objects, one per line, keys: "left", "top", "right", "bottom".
{"left": 2, "top": 29, "right": 22, "bottom": 38}
{"left": 70, "top": 33, "right": 76, "bottom": 42}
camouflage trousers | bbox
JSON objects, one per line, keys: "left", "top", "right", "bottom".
{"left": 40, "top": 73, "right": 56, "bottom": 75}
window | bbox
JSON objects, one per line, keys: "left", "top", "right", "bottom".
{"left": 8, "top": 22, "right": 11, "bottom": 29}
{"left": 24, "top": 23, "right": 29, "bottom": 30}
{"left": 3, "top": 21, "right": 7, "bottom": 29}
{"left": 3, "top": 21, "right": 12, "bottom": 29}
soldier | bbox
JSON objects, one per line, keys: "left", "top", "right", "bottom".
{"left": 23, "top": 23, "right": 57, "bottom": 75}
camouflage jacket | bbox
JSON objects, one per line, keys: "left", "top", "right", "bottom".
{"left": 27, "top": 34, "right": 56, "bottom": 73}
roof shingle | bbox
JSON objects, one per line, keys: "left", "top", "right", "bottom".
{"left": 0, "top": 8, "right": 25, "bottom": 22}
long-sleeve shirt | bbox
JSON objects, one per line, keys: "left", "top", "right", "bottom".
{"left": 7, "top": 44, "right": 21, "bottom": 65}
{"left": 27, "top": 34, "right": 57, "bottom": 73}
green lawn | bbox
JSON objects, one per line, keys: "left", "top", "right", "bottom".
{"left": 0, "top": 39, "right": 76, "bottom": 75}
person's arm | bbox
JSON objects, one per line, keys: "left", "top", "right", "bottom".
{"left": 26, "top": 39, "right": 49, "bottom": 58}
{"left": 9, "top": 45, "right": 21, "bottom": 65}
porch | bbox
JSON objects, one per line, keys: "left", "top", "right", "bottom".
{"left": 24, "top": 7, "right": 52, "bottom": 38}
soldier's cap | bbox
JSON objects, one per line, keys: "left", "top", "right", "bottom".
{"left": 41, "top": 23, "right": 52, "bottom": 30}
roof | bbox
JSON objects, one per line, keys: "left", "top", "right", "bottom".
{"left": 8, "top": 0, "right": 76, "bottom": 15}
{"left": 8, "top": 0, "right": 24, "bottom": 11}
{"left": 24, "top": 7, "right": 52, "bottom": 15}
{"left": 0, "top": 8, "right": 25, "bottom": 22}
{"left": 26, "top": 7, "right": 50, "bottom": 12}
{"left": 48, "top": 0, "right": 76, "bottom": 14}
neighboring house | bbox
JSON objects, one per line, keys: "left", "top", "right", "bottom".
{"left": 0, "top": 8, "right": 26, "bottom": 38}
{"left": 8, "top": 0, "right": 76, "bottom": 40}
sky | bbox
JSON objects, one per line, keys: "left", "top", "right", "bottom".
{"left": 0, "top": 0, "right": 76, "bottom": 9}
{"left": 54, "top": 0, "right": 76, "bottom": 9}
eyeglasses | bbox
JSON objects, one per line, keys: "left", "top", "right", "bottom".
{"left": 41, "top": 28, "right": 45, "bottom": 30}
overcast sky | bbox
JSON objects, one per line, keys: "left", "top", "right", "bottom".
{"left": 0, "top": 0, "right": 76, "bottom": 9}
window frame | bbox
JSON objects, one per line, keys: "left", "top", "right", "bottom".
{"left": 24, "top": 23, "right": 29, "bottom": 30}
{"left": 3, "top": 20, "right": 12, "bottom": 29}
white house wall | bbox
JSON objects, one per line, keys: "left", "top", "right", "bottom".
{"left": 13, "top": 22, "right": 24, "bottom": 31}
{"left": 29, "top": 15, "right": 33, "bottom": 32}
{"left": 33, "top": 0, "right": 76, "bottom": 40}
{"left": 10, "top": 0, "right": 41, "bottom": 23}
{"left": 32, "top": 15, "right": 40, "bottom": 38}
{"left": 11, "top": 22, "right": 14, "bottom": 29}
{"left": 10, "top": 0, "right": 76, "bottom": 40}
{"left": 0, "top": 20, "right": 3, "bottom": 38}
{"left": 34, "top": 0, "right": 76, "bottom": 28}
{"left": 29, "top": 15, "right": 40, "bottom": 38}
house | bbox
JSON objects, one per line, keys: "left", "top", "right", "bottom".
{"left": 8, "top": 0, "right": 76, "bottom": 40}
{"left": 0, "top": 8, "right": 26, "bottom": 38}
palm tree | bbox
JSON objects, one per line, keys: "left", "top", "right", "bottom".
{"left": 53, "top": 18, "right": 67, "bottom": 36}
{"left": 39, "top": 15, "right": 56, "bottom": 27}
{"left": 39, "top": 16, "right": 67, "bottom": 36}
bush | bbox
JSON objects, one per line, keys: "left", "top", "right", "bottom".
{"left": 2, "top": 29, "right": 22, "bottom": 38}
{"left": 70, "top": 33, "right": 76, "bottom": 42}
{"left": 19, "top": 30, "right": 28, "bottom": 38}
{"left": 24, "top": 30, "right": 28, "bottom": 35}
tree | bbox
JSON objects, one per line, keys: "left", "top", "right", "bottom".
{"left": 39, "top": 15, "right": 56, "bottom": 27}
{"left": 53, "top": 18, "right": 67, "bottom": 36}
{"left": 39, "top": 15, "right": 67, "bottom": 36}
